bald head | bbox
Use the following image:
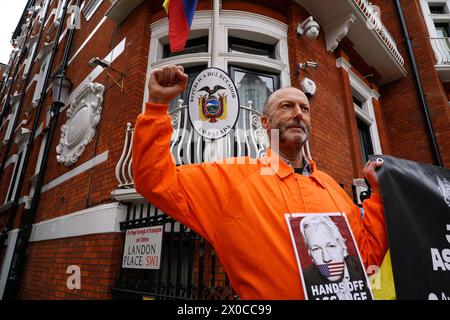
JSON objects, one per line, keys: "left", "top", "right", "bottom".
{"left": 261, "top": 86, "right": 312, "bottom": 153}
{"left": 263, "top": 87, "right": 309, "bottom": 116}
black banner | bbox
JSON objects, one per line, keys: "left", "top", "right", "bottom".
{"left": 373, "top": 155, "right": 450, "bottom": 300}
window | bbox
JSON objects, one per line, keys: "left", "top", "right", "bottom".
{"left": 163, "top": 36, "right": 208, "bottom": 59}
{"left": 54, "top": 0, "right": 69, "bottom": 21}
{"left": 39, "top": 0, "right": 51, "bottom": 21}
{"left": 146, "top": 10, "right": 289, "bottom": 162}
{"left": 228, "top": 37, "right": 275, "bottom": 59}
{"left": 147, "top": 10, "right": 290, "bottom": 109}
{"left": 351, "top": 84, "right": 382, "bottom": 164}
{"left": 32, "top": 54, "right": 51, "bottom": 106}
{"left": 353, "top": 96, "right": 363, "bottom": 109}
{"left": 5, "top": 147, "right": 26, "bottom": 204}
{"left": 4, "top": 102, "right": 19, "bottom": 143}
{"left": 83, "top": 0, "right": 103, "bottom": 21}
{"left": 23, "top": 42, "right": 38, "bottom": 77}
{"left": 435, "top": 23, "right": 450, "bottom": 37}
{"left": 429, "top": 3, "right": 447, "bottom": 14}
{"left": 229, "top": 65, "right": 279, "bottom": 113}
{"left": 356, "top": 116, "right": 374, "bottom": 164}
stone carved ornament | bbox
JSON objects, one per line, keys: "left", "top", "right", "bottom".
{"left": 56, "top": 82, "right": 105, "bottom": 166}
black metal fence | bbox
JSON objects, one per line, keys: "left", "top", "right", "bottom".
{"left": 112, "top": 203, "right": 238, "bottom": 300}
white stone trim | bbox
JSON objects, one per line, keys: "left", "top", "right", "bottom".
{"left": 419, "top": 0, "right": 439, "bottom": 37}
{"left": 29, "top": 202, "right": 126, "bottom": 242}
{"left": 111, "top": 188, "right": 145, "bottom": 203}
{"left": 336, "top": 57, "right": 380, "bottom": 100}
{"left": 26, "top": 74, "right": 39, "bottom": 93}
{"left": 5, "top": 146, "right": 27, "bottom": 205}
{"left": 56, "top": 83, "right": 105, "bottom": 167}
{"left": 336, "top": 56, "right": 352, "bottom": 72}
{"left": 0, "top": 229, "right": 19, "bottom": 300}
{"left": 4, "top": 154, "right": 18, "bottom": 170}
{"left": 41, "top": 150, "right": 108, "bottom": 193}
{"left": 336, "top": 57, "right": 382, "bottom": 155}
{"left": 349, "top": 79, "right": 382, "bottom": 155}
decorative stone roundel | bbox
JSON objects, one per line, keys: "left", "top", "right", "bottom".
{"left": 56, "top": 82, "right": 105, "bottom": 167}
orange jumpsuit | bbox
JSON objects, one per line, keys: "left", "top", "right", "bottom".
{"left": 132, "top": 102, "right": 388, "bottom": 299}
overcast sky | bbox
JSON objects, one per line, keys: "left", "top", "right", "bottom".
{"left": 0, "top": 0, "right": 29, "bottom": 64}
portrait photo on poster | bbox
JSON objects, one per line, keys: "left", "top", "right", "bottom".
{"left": 285, "top": 213, "right": 374, "bottom": 300}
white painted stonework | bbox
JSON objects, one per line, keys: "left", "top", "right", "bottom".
{"left": 56, "top": 82, "right": 105, "bottom": 166}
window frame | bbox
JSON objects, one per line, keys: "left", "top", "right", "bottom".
{"left": 145, "top": 10, "right": 290, "bottom": 110}
{"left": 3, "top": 101, "right": 20, "bottom": 143}
{"left": 349, "top": 72, "right": 383, "bottom": 160}
{"left": 32, "top": 52, "right": 52, "bottom": 107}
{"left": 83, "top": 0, "right": 104, "bottom": 21}
{"left": 229, "top": 64, "right": 280, "bottom": 112}
{"left": 5, "top": 144, "right": 27, "bottom": 204}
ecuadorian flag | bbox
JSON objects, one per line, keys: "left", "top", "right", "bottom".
{"left": 163, "top": 0, "right": 199, "bottom": 52}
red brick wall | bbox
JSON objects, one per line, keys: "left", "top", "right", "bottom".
{"left": 19, "top": 233, "right": 123, "bottom": 299}
{"left": 2, "top": 0, "right": 151, "bottom": 300}
{"left": 286, "top": 1, "right": 364, "bottom": 195}
{"left": 373, "top": 0, "right": 450, "bottom": 166}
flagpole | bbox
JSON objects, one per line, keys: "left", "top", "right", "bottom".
{"left": 211, "top": 0, "right": 220, "bottom": 67}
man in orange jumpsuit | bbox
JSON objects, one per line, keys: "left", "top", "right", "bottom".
{"left": 132, "top": 65, "right": 388, "bottom": 299}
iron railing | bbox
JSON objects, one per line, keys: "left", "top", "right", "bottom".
{"left": 430, "top": 37, "right": 450, "bottom": 65}
{"left": 115, "top": 100, "right": 270, "bottom": 187}
{"left": 352, "top": 0, "right": 405, "bottom": 67}
{"left": 112, "top": 203, "right": 237, "bottom": 300}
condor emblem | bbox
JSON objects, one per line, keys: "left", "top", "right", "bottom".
{"left": 188, "top": 68, "right": 240, "bottom": 139}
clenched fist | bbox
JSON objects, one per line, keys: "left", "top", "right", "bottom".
{"left": 148, "top": 65, "right": 188, "bottom": 105}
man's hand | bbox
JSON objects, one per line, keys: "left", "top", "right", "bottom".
{"left": 148, "top": 65, "right": 188, "bottom": 105}
{"left": 363, "top": 159, "right": 384, "bottom": 195}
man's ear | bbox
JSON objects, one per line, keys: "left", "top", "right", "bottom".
{"left": 261, "top": 115, "right": 270, "bottom": 130}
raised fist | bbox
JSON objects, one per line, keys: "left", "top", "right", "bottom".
{"left": 148, "top": 65, "right": 188, "bottom": 105}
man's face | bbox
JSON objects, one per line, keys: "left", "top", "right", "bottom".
{"left": 305, "top": 225, "right": 345, "bottom": 282}
{"left": 262, "top": 87, "right": 311, "bottom": 148}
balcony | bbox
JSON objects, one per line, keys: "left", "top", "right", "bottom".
{"left": 297, "top": 0, "right": 406, "bottom": 85}
{"left": 430, "top": 37, "right": 450, "bottom": 82}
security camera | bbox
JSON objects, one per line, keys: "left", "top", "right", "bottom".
{"left": 305, "top": 23, "right": 320, "bottom": 39}
{"left": 298, "top": 61, "right": 319, "bottom": 70}
{"left": 88, "top": 57, "right": 110, "bottom": 68}
{"left": 300, "top": 77, "right": 317, "bottom": 98}
{"left": 297, "top": 16, "right": 320, "bottom": 40}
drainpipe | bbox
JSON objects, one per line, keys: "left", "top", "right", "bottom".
{"left": 394, "top": 0, "right": 443, "bottom": 167}
{"left": 1, "top": 0, "right": 78, "bottom": 300}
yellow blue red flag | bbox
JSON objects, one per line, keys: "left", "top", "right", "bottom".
{"left": 163, "top": 0, "right": 199, "bottom": 52}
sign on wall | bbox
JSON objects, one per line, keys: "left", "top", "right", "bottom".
{"left": 188, "top": 67, "right": 240, "bottom": 140}
{"left": 375, "top": 155, "right": 450, "bottom": 300}
{"left": 122, "top": 226, "right": 163, "bottom": 270}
